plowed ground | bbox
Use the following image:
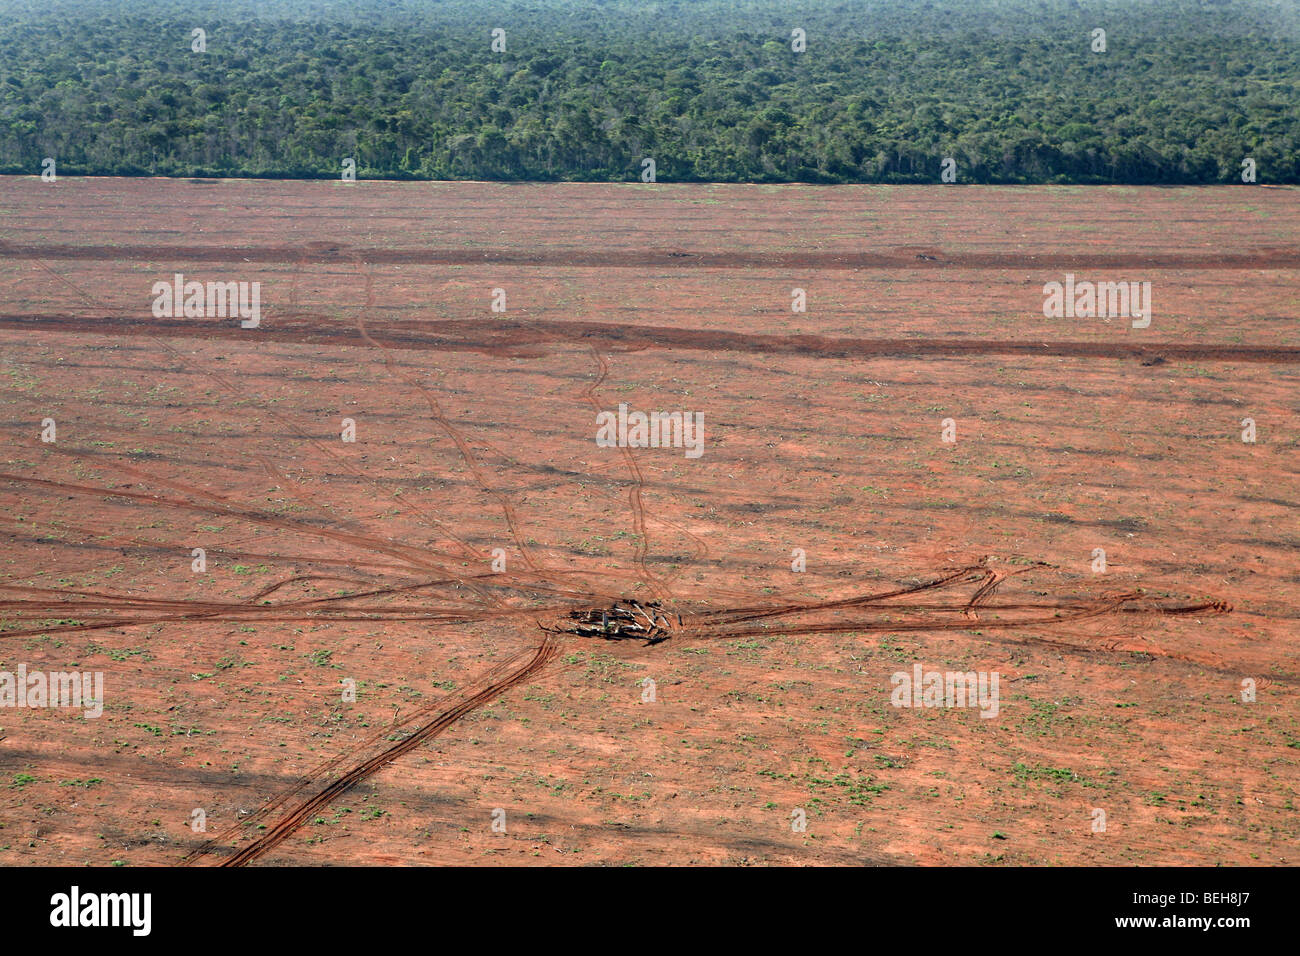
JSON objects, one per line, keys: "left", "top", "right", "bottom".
{"left": 0, "top": 179, "right": 1296, "bottom": 866}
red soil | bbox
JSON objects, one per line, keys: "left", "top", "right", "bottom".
{"left": 0, "top": 178, "right": 1296, "bottom": 866}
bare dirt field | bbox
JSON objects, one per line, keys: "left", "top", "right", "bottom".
{"left": 0, "top": 178, "right": 1297, "bottom": 866}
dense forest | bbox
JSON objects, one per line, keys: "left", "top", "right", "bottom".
{"left": 1, "top": 0, "right": 1297, "bottom": 184}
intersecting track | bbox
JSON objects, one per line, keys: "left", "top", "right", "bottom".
{"left": 0, "top": 254, "right": 1255, "bottom": 865}
{"left": 0, "top": 540, "right": 1239, "bottom": 865}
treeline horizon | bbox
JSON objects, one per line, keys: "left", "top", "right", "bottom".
{"left": 1, "top": 0, "right": 1297, "bottom": 185}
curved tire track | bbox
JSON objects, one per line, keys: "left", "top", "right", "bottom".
{"left": 184, "top": 633, "right": 562, "bottom": 867}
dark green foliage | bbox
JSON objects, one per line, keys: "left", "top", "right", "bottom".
{"left": 0, "top": 0, "right": 1296, "bottom": 183}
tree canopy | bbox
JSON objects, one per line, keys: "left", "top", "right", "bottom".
{"left": 1, "top": 0, "right": 1296, "bottom": 183}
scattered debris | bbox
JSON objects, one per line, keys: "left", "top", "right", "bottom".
{"left": 565, "top": 599, "right": 676, "bottom": 645}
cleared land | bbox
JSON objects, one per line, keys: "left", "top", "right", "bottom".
{"left": 0, "top": 178, "right": 1297, "bottom": 866}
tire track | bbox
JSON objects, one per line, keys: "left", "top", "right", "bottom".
{"left": 578, "top": 347, "right": 674, "bottom": 604}
{"left": 5, "top": 241, "right": 1299, "bottom": 270}
{"left": 183, "top": 632, "right": 561, "bottom": 867}
{"left": 16, "top": 261, "right": 511, "bottom": 604}
{"left": 349, "top": 255, "right": 555, "bottom": 584}
{"left": 6, "top": 311, "right": 1298, "bottom": 364}
{"left": 3, "top": 254, "right": 1272, "bottom": 867}
{"left": 0, "top": 470, "right": 469, "bottom": 585}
